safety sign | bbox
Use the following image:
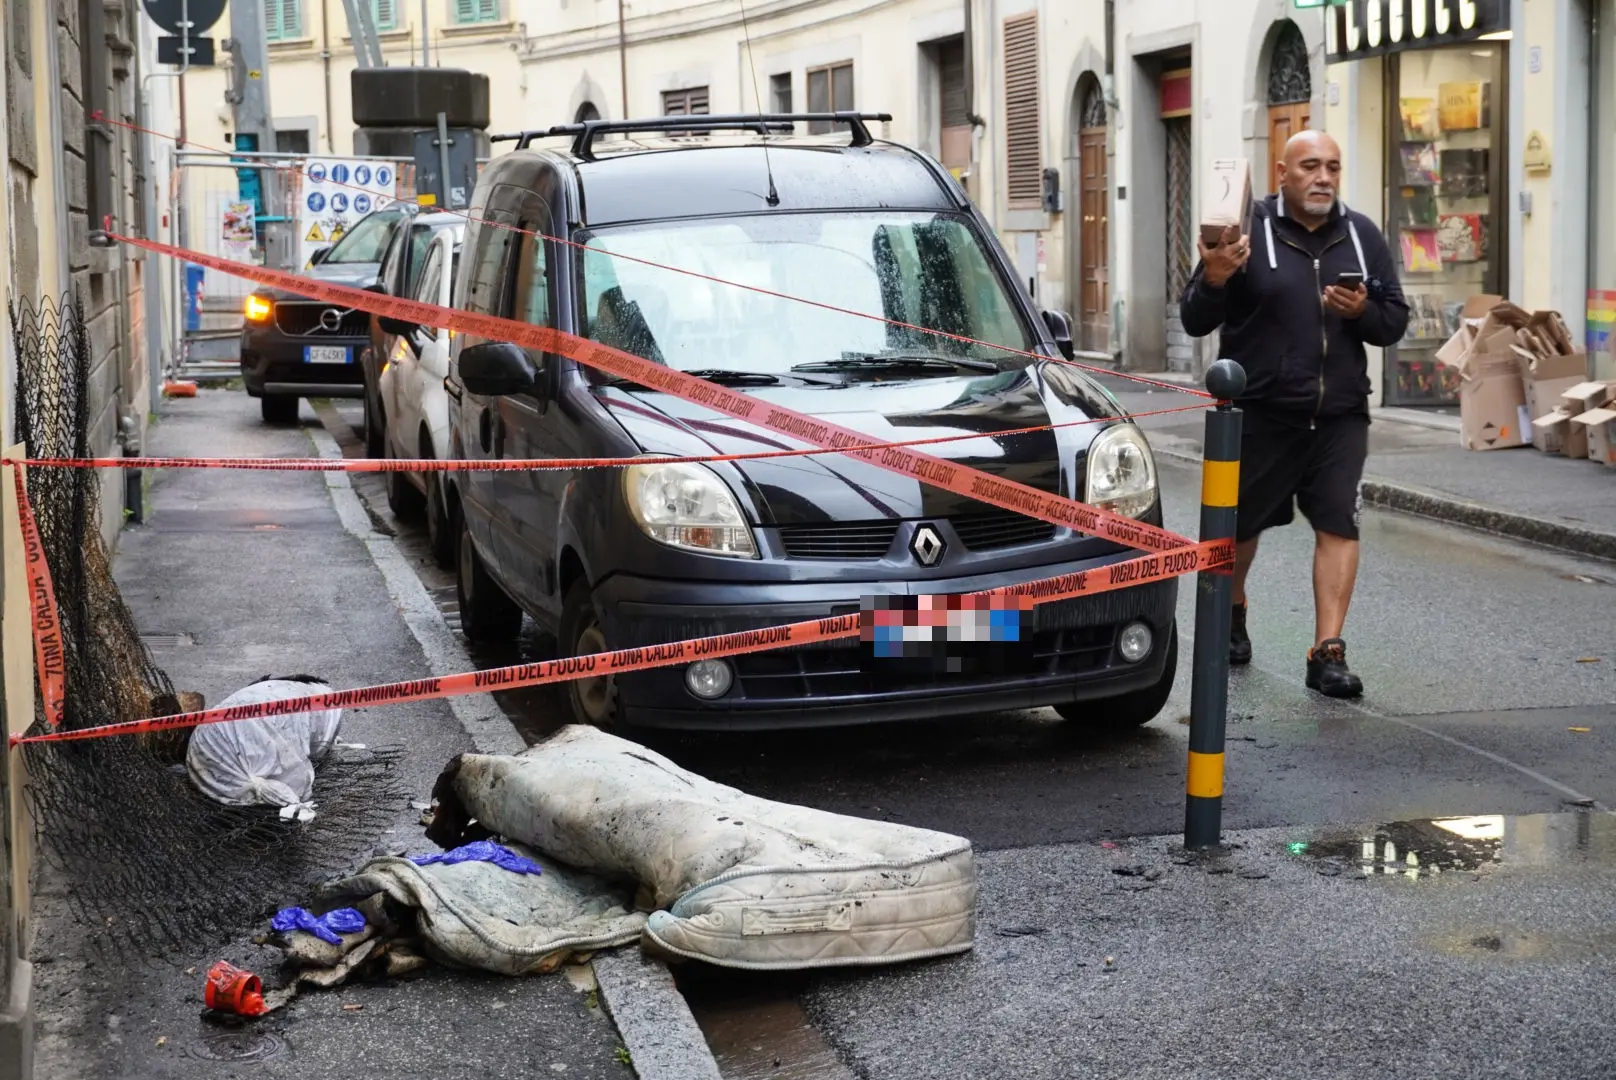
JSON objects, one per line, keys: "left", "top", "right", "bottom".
{"left": 295, "top": 156, "right": 402, "bottom": 270}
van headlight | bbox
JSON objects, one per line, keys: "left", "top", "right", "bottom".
{"left": 622, "top": 460, "right": 758, "bottom": 558}
{"left": 1086, "top": 424, "right": 1158, "bottom": 519}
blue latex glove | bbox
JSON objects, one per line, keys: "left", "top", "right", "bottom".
{"left": 409, "top": 840, "right": 543, "bottom": 875}
{"left": 272, "top": 905, "right": 367, "bottom": 945}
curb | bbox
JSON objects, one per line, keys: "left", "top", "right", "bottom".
{"left": 1148, "top": 432, "right": 1616, "bottom": 563}
{"left": 308, "top": 409, "right": 727, "bottom": 1080}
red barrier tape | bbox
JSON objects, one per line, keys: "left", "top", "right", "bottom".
{"left": 99, "top": 111, "right": 1211, "bottom": 401}
{"left": 109, "top": 230, "right": 1194, "bottom": 556}
{"left": 12, "top": 537, "right": 1232, "bottom": 746}
{"left": 5, "top": 404, "right": 1210, "bottom": 474}
{"left": 12, "top": 470, "right": 65, "bottom": 730}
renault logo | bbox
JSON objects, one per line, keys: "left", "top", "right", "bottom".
{"left": 910, "top": 524, "right": 946, "bottom": 567}
{"left": 318, "top": 307, "right": 347, "bottom": 332}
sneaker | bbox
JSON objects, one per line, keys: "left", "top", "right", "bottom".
{"left": 1229, "top": 603, "right": 1252, "bottom": 666}
{"left": 1306, "top": 638, "right": 1364, "bottom": 698}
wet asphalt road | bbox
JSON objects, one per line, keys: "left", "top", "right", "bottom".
{"left": 331, "top": 399, "right": 1616, "bottom": 849}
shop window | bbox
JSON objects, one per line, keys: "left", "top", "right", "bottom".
{"left": 1385, "top": 43, "right": 1506, "bottom": 406}
{"left": 1591, "top": 0, "right": 1616, "bottom": 378}
{"left": 1003, "top": 14, "right": 1041, "bottom": 208}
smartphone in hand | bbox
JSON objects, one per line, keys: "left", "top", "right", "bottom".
{"left": 1334, "top": 271, "right": 1365, "bottom": 290}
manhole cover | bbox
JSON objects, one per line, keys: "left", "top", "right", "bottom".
{"left": 191, "top": 1029, "right": 286, "bottom": 1062}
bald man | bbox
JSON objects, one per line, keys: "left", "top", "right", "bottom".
{"left": 1179, "top": 130, "right": 1408, "bottom": 698}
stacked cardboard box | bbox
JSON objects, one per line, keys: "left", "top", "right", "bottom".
{"left": 1435, "top": 297, "right": 1616, "bottom": 467}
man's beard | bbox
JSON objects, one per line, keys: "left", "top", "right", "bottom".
{"left": 1303, "top": 190, "right": 1336, "bottom": 214}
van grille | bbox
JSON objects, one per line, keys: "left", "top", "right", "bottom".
{"left": 730, "top": 625, "right": 1117, "bottom": 699}
{"left": 949, "top": 509, "right": 1057, "bottom": 550}
{"left": 776, "top": 508, "right": 1057, "bottom": 560}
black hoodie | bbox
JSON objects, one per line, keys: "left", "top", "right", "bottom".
{"left": 1179, "top": 193, "right": 1409, "bottom": 424}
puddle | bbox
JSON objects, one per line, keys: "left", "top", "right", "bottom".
{"left": 1427, "top": 926, "right": 1616, "bottom": 961}
{"left": 1284, "top": 812, "right": 1616, "bottom": 879}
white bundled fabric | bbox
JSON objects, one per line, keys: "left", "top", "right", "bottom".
{"left": 186, "top": 678, "right": 343, "bottom": 809}
{"left": 440, "top": 725, "right": 976, "bottom": 971}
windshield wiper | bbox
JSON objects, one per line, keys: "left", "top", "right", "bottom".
{"left": 790, "top": 353, "right": 1000, "bottom": 375}
{"left": 680, "top": 369, "right": 784, "bottom": 386}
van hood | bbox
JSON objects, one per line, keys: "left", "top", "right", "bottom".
{"left": 252, "top": 261, "right": 382, "bottom": 301}
{"left": 595, "top": 364, "right": 1119, "bottom": 524}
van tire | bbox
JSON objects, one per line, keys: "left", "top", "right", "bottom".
{"left": 457, "top": 515, "right": 523, "bottom": 643}
{"left": 385, "top": 444, "right": 426, "bottom": 521}
{"left": 425, "top": 471, "right": 455, "bottom": 569}
{"left": 1055, "top": 625, "right": 1177, "bottom": 730}
{"left": 559, "top": 579, "right": 618, "bottom": 729}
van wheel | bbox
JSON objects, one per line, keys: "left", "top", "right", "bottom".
{"left": 457, "top": 515, "right": 522, "bottom": 643}
{"left": 1055, "top": 626, "right": 1178, "bottom": 730}
{"left": 364, "top": 387, "right": 386, "bottom": 459}
{"left": 559, "top": 579, "right": 617, "bottom": 729}
{"left": 261, "top": 395, "right": 299, "bottom": 425}
{"left": 424, "top": 471, "right": 455, "bottom": 569}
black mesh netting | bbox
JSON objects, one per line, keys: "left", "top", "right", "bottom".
{"left": 10, "top": 294, "right": 409, "bottom": 963}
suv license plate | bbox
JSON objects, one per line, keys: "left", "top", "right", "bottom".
{"left": 304, "top": 346, "right": 350, "bottom": 364}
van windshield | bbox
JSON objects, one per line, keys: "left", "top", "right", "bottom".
{"left": 578, "top": 212, "right": 1034, "bottom": 376}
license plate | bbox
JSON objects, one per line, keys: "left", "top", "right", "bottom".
{"left": 858, "top": 593, "right": 1037, "bottom": 675}
{"left": 304, "top": 346, "right": 350, "bottom": 364}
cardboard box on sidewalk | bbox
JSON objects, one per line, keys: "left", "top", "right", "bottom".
{"left": 1444, "top": 304, "right": 1531, "bottom": 451}
{"left": 1572, "top": 406, "right": 1616, "bottom": 466}
{"left": 1557, "top": 381, "right": 1614, "bottom": 459}
{"left": 1516, "top": 351, "right": 1589, "bottom": 452}
{"left": 1200, "top": 159, "right": 1252, "bottom": 247}
{"left": 1531, "top": 408, "right": 1574, "bottom": 455}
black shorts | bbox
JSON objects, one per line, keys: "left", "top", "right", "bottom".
{"left": 1236, "top": 412, "right": 1369, "bottom": 543}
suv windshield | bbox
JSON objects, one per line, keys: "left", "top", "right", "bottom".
{"left": 322, "top": 209, "right": 402, "bottom": 264}
{"left": 579, "top": 212, "right": 1034, "bottom": 376}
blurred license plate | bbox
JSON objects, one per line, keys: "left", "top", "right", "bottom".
{"left": 858, "top": 593, "right": 1037, "bottom": 675}
{"left": 304, "top": 346, "right": 350, "bottom": 364}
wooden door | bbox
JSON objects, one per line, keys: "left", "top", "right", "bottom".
{"left": 1267, "top": 102, "right": 1311, "bottom": 193}
{"left": 1078, "top": 126, "right": 1109, "bottom": 353}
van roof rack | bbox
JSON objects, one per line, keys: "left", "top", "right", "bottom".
{"left": 489, "top": 112, "right": 894, "bottom": 160}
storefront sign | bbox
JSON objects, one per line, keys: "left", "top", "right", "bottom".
{"left": 1325, "top": 0, "right": 1509, "bottom": 62}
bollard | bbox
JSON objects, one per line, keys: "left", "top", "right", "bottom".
{"left": 1185, "top": 358, "right": 1246, "bottom": 850}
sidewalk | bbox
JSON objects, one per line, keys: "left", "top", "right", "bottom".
{"left": 1097, "top": 374, "right": 1616, "bottom": 561}
{"left": 28, "top": 390, "right": 641, "bottom": 1080}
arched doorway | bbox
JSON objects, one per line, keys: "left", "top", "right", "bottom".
{"left": 576, "top": 101, "right": 602, "bottom": 123}
{"left": 1073, "top": 76, "right": 1109, "bottom": 353}
{"left": 1265, "top": 20, "right": 1311, "bottom": 192}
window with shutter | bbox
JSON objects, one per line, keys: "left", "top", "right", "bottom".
{"left": 661, "top": 87, "right": 710, "bottom": 136}
{"left": 806, "top": 62, "right": 853, "bottom": 134}
{"left": 1003, "top": 13, "right": 1041, "bottom": 208}
{"left": 264, "top": 0, "right": 303, "bottom": 39}
{"left": 372, "top": 0, "right": 397, "bottom": 31}
{"left": 451, "top": 0, "right": 498, "bottom": 24}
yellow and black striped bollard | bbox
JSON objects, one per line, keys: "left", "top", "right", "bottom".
{"left": 1185, "top": 358, "right": 1245, "bottom": 850}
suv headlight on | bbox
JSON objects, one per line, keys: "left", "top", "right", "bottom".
{"left": 622, "top": 460, "right": 758, "bottom": 558}
{"left": 1086, "top": 424, "right": 1158, "bottom": 519}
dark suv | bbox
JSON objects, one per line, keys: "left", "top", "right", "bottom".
{"left": 442, "top": 114, "right": 1177, "bottom": 732}
{"left": 241, "top": 205, "right": 412, "bottom": 424}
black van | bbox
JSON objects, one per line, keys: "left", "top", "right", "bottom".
{"left": 436, "top": 114, "right": 1178, "bottom": 732}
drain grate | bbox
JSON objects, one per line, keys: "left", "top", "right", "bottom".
{"left": 190, "top": 1029, "right": 286, "bottom": 1062}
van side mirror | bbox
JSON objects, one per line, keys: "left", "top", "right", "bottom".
{"left": 309, "top": 247, "right": 331, "bottom": 266}
{"left": 379, "top": 316, "right": 419, "bottom": 338}
{"left": 1041, "top": 309, "right": 1076, "bottom": 361}
{"left": 459, "top": 341, "right": 539, "bottom": 396}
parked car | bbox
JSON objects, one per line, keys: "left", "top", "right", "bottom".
{"left": 241, "top": 205, "right": 413, "bottom": 424}
{"left": 377, "top": 223, "right": 464, "bottom": 566}
{"left": 363, "top": 210, "right": 464, "bottom": 457}
{"left": 441, "top": 113, "right": 1176, "bottom": 733}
